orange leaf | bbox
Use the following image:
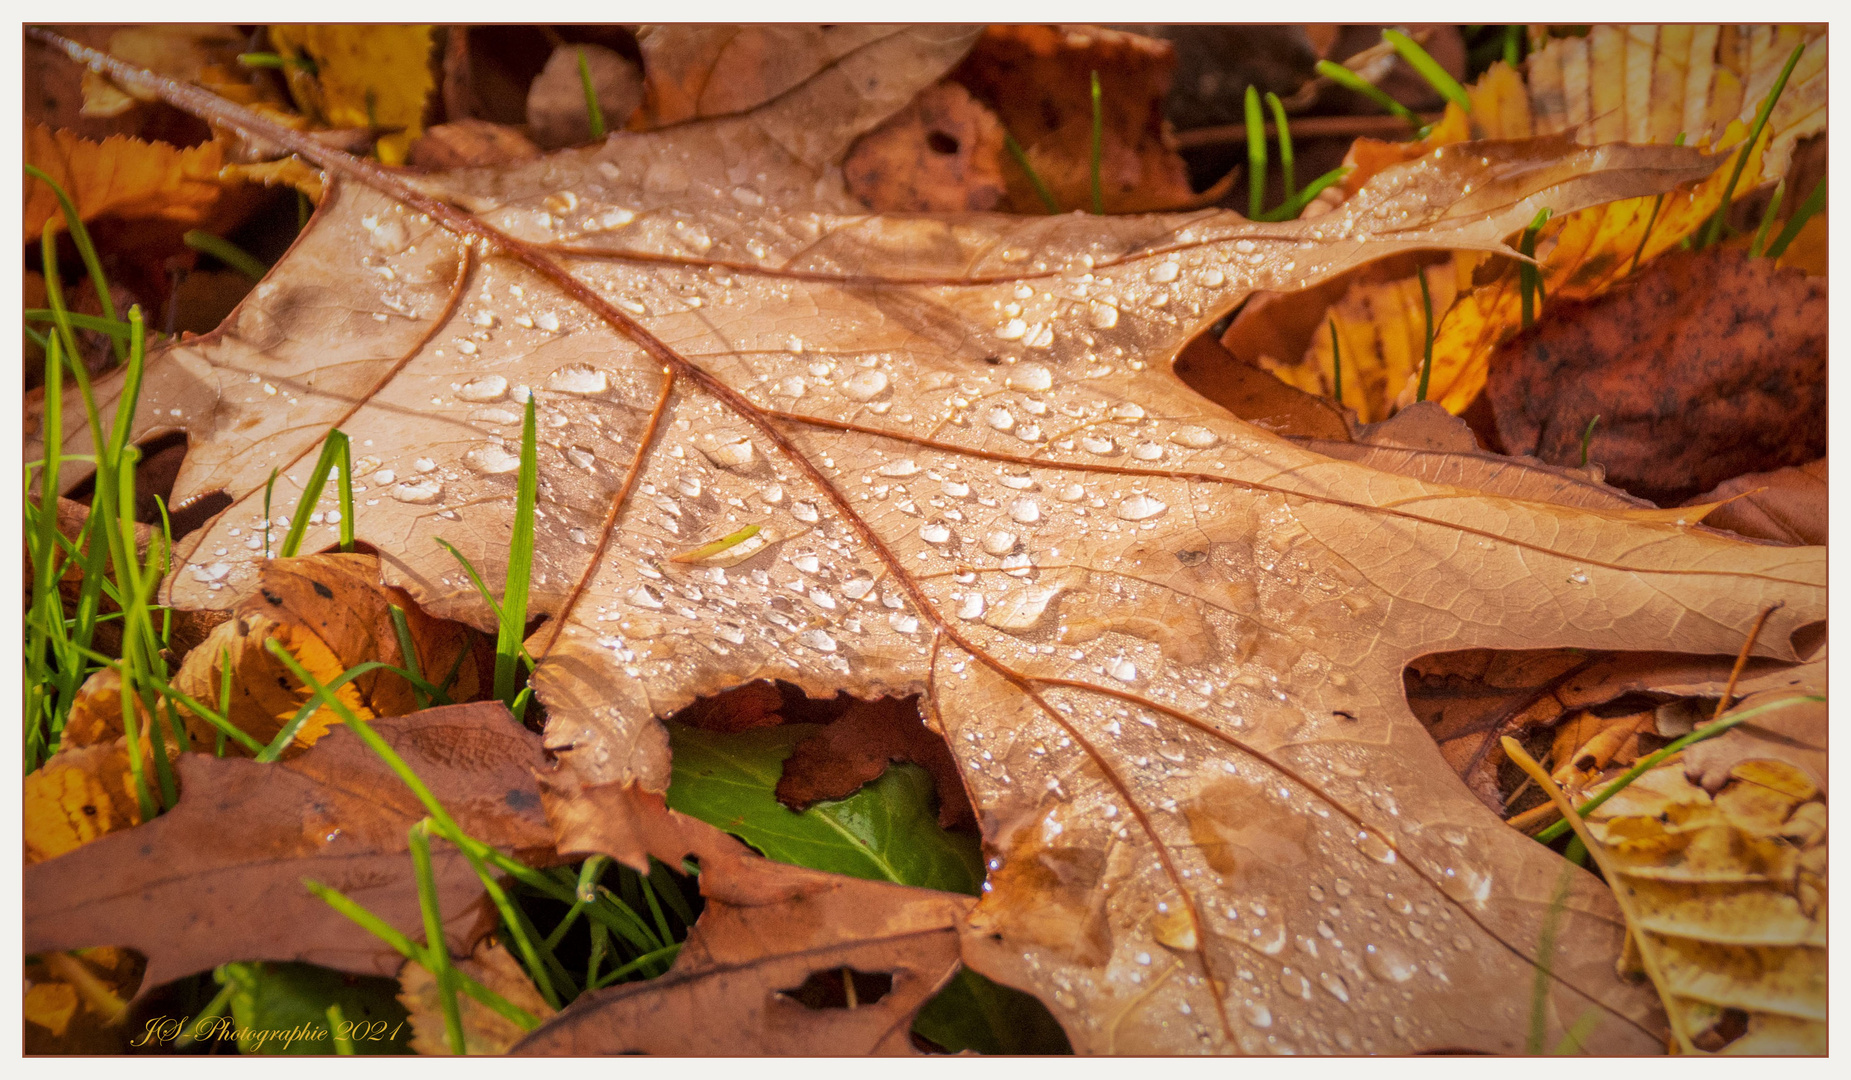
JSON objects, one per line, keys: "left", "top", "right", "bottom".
{"left": 24, "top": 123, "right": 228, "bottom": 243}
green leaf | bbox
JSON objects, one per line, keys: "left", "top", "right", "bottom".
{"left": 665, "top": 722, "right": 981, "bottom": 895}
{"left": 219, "top": 961, "right": 410, "bottom": 1055}
{"left": 912, "top": 969, "right": 1073, "bottom": 1055}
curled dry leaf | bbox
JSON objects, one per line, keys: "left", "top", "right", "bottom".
{"left": 526, "top": 44, "right": 643, "bottom": 151}
{"left": 23, "top": 123, "right": 231, "bottom": 243}
{"left": 267, "top": 24, "right": 437, "bottom": 165}
{"left": 1684, "top": 458, "right": 1827, "bottom": 547}
{"left": 773, "top": 695, "right": 976, "bottom": 829}
{"left": 24, "top": 703, "right": 552, "bottom": 993}
{"left": 170, "top": 552, "right": 481, "bottom": 755}
{"left": 1515, "top": 682, "right": 1828, "bottom": 1054}
{"left": 29, "top": 26, "right": 1827, "bottom": 1054}
{"left": 951, "top": 24, "right": 1217, "bottom": 214}
{"left": 399, "top": 939, "right": 555, "bottom": 1055}
{"left": 514, "top": 852, "right": 971, "bottom": 1055}
{"left": 1684, "top": 663, "right": 1827, "bottom": 799}
{"left": 1485, "top": 247, "right": 1826, "bottom": 504}
{"left": 1230, "top": 24, "right": 1829, "bottom": 420}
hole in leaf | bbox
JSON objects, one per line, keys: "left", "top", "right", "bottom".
{"left": 776, "top": 967, "right": 892, "bottom": 1010}
{"left": 1789, "top": 620, "right": 1826, "bottom": 661}
{"left": 926, "top": 130, "right": 960, "bottom": 155}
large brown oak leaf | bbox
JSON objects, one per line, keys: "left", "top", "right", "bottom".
{"left": 28, "top": 27, "right": 1825, "bottom": 1054}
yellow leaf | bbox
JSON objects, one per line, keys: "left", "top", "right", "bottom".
{"left": 1237, "top": 24, "right": 1829, "bottom": 422}
{"left": 171, "top": 553, "right": 479, "bottom": 756}
{"left": 267, "top": 25, "right": 435, "bottom": 165}
{"left": 23, "top": 124, "right": 228, "bottom": 243}
{"left": 24, "top": 737, "right": 145, "bottom": 863}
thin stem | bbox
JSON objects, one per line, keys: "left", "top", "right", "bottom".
{"left": 1747, "top": 178, "right": 1786, "bottom": 259}
{"left": 1414, "top": 267, "right": 1435, "bottom": 403}
{"left": 494, "top": 397, "right": 538, "bottom": 707}
{"left": 1002, "top": 132, "right": 1060, "bottom": 214}
{"left": 407, "top": 821, "right": 467, "bottom": 1055}
{"left": 1384, "top": 29, "right": 1470, "bottom": 111}
{"left": 1315, "top": 59, "right": 1424, "bottom": 133}
{"left": 183, "top": 230, "right": 269, "bottom": 281}
{"left": 1265, "top": 91, "right": 1294, "bottom": 198}
{"left": 1765, "top": 174, "right": 1826, "bottom": 260}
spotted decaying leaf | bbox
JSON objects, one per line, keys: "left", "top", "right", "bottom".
{"left": 1529, "top": 677, "right": 1828, "bottom": 1055}
{"left": 24, "top": 703, "right": 553, "bottom": 995}
{"left": 28, "top": 27, "right": 1827, "bottom": 1055}
{"left": 1231, "top": 24, "right": 1828, "bottom": 420}
{"left": 514, "top": 851, "right": 971, "bottom": 1055}
{"left": 168, "top": 552, "right": 481, "bottom": 754}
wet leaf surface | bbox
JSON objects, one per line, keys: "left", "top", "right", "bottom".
{"left": 26, "top": 27, "right": 1827, "bottom": 1054}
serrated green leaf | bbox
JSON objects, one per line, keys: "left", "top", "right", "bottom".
{"left": 666, "top": 722, "right": 982, "bottom": 895}
{"left": 220, "top": 961, "right": 410, "bottom": 1055}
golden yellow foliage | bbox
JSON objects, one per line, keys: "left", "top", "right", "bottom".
{"left": 1507, "top": 690, "right": 1828, "bottom": 1055}
{"left": 1239, "top": 24, "right": 1828, "bottom": 420}
{"left": 23, "top": 737, "right": 147, "bottom": 864}
{"left": 267, "top": 25, "right": 436, "bottom": 165}
{"left": 170, "top": 553, "right": 478, "bottom": 756}
{"left": 23, "top": 948, "right": 144, "bottom": 1053}
{"left": 24, "top": 124, "right": 228, "bottom": 243}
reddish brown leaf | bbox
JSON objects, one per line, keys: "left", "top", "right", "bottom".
{"left": 526, "top": 43, "right": 642, "bottom": 150}
{"left": 23, "top": 703, "right": 553, "bottom": 994}
{"left": 513, "top": 852, "right": 971, "bottom": 1055}
{"left": 951, "top": 24, "right": 1214, "bottom": 213}
{"left": 1486, "top": 246, "right": 1826, "bottom": 505}
{"left": 774, "top": 695, "right": 976, "bottom": 830}
{"left": 1173, "top": 334, "right": 1352, "bottom": 441}
{"left": 1685, "top": 458, "right": 1827, "bottom": 546}
{"left": 408, "top": 118, "right": 542, "bottom": 171}
{"left": 845, "top": 81, "right": 1007, "bottom": 213}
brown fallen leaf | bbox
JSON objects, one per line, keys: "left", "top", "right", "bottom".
{"left": 1684, "top": 458, "right": 1827, "bottom": 546}
{"left": 400, "top": 938, "right": 555, "bottom": 1055}
{"left": 632, "top": 24, "right": 902, "bottom": 128}
{"left": 1684, "top": 667, "right": 1827, "bottom": 799}
{"left": 951, "top": 24, "right": 1214, "bottom": 213}
{"left": 1172, "top": 335, "right": 1352, "bottom": 441}
{"left": 526, "top": 43, "right": 642, "bottom": 150}
{"left": 773, "top": 694, "right": 976, "bottom": 830}
{"left": 845, "top": 81, "right": 1008, "bottom": 213}
{"left": 76, "top": 25, "right": 261, "bottom": 118}
{"left": 514, "top": 852, "right": 971, "bottom": 1055}
{"left": 23, "top": 123, "right": 233, "bottom": 243}
{"left": 408, "top": 118, "right": 542, "bottom": 171}
{"left": 169, "top": 553, "right": 482, "bottom": 755}
{"left": 31, "top": 29, "right": 1826, "bottom": 1054}
{"left": 1508, "top": 681, "right": 1829, "bottom": 1055}
{"left": 24, "top": 703, "right": 552, "bottom": 993}
{"left": 1485, "top": 247, "right": 1826, "bottom": 504}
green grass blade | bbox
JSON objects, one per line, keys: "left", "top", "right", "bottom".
{"left": 262, "top": 468, "right": 279, "bottom": 558}
{"left": 1700, "top": 42, "right": 1805, "bottom": 249}
{"left": 1519, "top": 207, "right": 1553, "bottom": 327}
{"left": 326, "top": 1003, "right": 354, "bottom": 1055}
{"left": 1265, "top": 91, "right": 1294, "bottom": 198}
{"left": 1328, "top": 317, "right": 1342, "bottom": 406}
{"left": 1251, "top": 165, "right": 1349, "bottom": 222}
{"left": 1535, "top": 694, "right": 1823, "bottom": 843}
{"left": 70, "top": 643, "right": 264, "bottom": 754}
{"left": 1002, "top": 131, "right": 1060, "bottom": 214}
{"left": 25, "top": 163, "right": 126, "bottom": 362}
{"left": 1526, "top": 862, "right": 1576, "bottom": 1053}
{"left": 1414, "top": 267, "right": 1435, "bottom": 402}
{"left": 388, "top": 605, "right": 429, "bottom": 709}
{"left": 1088, "top": 70, "right": 1104, "bottom": 215}
{"left": 335, "top": 436, "right": 355, "bottom": 552}
{"left": 1579, "top": 416, "right": 1600, "bottom": 467}
{"left": 1315, "top": 59, "right": 1423, "bottom": 132}
{"left": 494, "top": 398, "right": 538, "bottom": 707}
{"left": 1503, "top": 25, "right": 1522, "bottom": 67}
{"left": 183, "top": 229, "right": 269, "bottom": 281}
{"left": 280, "top": 429, "right": 350, "bottom": 558}
{"left": 23, "top": 310, "right": 137, "bottom": 339}
{"left": 1244, "top": 85, "right": 1266, "bottom": 219}
{"left": 302, "top": 877, "right": 539, "bottom": 1030}
{"left": 1747, "top": 178, "right": 1786, "bottom": 258}
{"left": 217, "top": 645, "right": 234, "bottom": 756}
{"left": 1764, "top": 174, "right": 1826, "bottom": 260}
{"left": 407, "top": 821, "right": 468, "bottom": 1054}
{"left": 1384, "top": 29, "right": 1470, "bottom": 111}
{"left": 590, "top": 943, "right": 681, "bottom": 989}
{"left": 578, "top": 50, "right": 606, "bottom": 141}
